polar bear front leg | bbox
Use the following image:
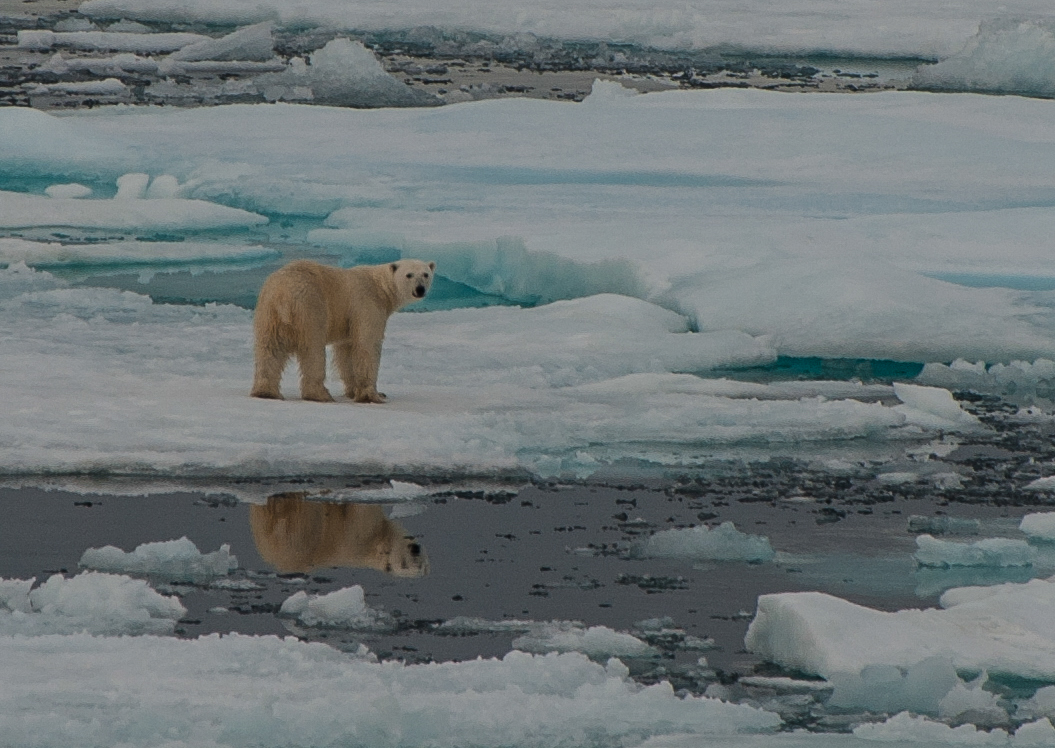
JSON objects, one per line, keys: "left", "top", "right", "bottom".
{"left": 335, "top": 337, "right": 386, "bottom": 404}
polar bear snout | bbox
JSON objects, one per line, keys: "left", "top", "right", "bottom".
{"left": 413, "top": 284, "right": 427, "bottom": 298}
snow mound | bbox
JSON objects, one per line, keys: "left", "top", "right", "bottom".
{"left": 0, "top": 572, "right": 185, "bottom": 635}
{"left": 279, "top": 585, "right": 395, "bottom": 630}
{"left": 914, "top": 534, "right": 1037, "bottom": 568}
{"left": 513, "top": 623, "right": 658, "bottom": 659}
{"left": 631, "top": 521, "right": 776, "bottom": 563}
{"left": 913, "top": 19, "right": 1055, "bottom": 97}
{"left": 1020, "top": 513, "right": 1055, "bottom": 541}
{"left": 79, "top": 537, "right": 238, "bottom": 582}
{"left": 745, "top": 577, "right": 1055, "bottom": 681}
{"left": 0, "top": 635, "right": 781, "bottom": 745}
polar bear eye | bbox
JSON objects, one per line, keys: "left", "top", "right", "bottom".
{"left": 423, "top": 273, "right": 430, "bottom": 279}
{"left": 406, "top": 272, "right": 413, "bottom": 278}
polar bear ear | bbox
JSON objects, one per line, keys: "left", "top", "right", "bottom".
{"left": 390, "top": 262, "right": 399, "bottom": 273}
{"left": 428, "top": 261, "right": 436, "bottom": 271}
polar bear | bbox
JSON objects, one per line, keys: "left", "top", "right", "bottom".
{"left": 251, "top": 259, "right": 434, "bottom": 403}
{"left": 249, "top": 492, "right": 429, "bottom": 577}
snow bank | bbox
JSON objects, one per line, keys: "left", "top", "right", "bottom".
{"left": 79, "top": 537, "right": 238, "bottom": 582}
{"left": 914, "top": 19, "right": 1055, "bottom": 97}
{"left": 279, "top": 585, "right": 395, "bottom": 630}
{"left": 0, "top": 237, "right": 279, "bottom": 269}
{"left": 513, "top": 623, "right": 658, "bottom": 659}
{"left": 76, "top": 0, "right": 1055, "bottom": 59}
{"left": 745, "top": 577, "right": 1055, "bottom": 681}
{"left": 914, "top": 535, "right": 1038, "bottom": 568}
{"left": 0, "top": 634, "right": 781, "bottom": 746}
{"left": 0, "top": 572, "right": 185, "bottom": 635}
{"left": 0, "top": 189, "right": 267, "bottom": 231}
{"left": 1021, "top": 513, "right": 1055, "bottom": 541}
{"left": 631, "top": 522, "right": 776, "bottom": 563}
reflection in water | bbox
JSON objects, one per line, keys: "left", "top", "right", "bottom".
{"left": 249, "top": 493, "right": 429, "bottom": 577}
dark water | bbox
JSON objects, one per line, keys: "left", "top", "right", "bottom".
{"left": 1, "top": 475, "right": 1047, "bottom": 687}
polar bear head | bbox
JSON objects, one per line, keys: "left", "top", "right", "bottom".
{"left": 390, "top": 259, "right": 435, "bottom": 304}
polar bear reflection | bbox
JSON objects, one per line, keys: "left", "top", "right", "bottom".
{"left": 249, "top": 493, "right": 429, "bottom": 577}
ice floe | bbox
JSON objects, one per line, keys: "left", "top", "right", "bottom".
{"left": 79, "top": 537, "right": 238, "bottom": 582}
{"left": 745, "top": 576, "right": 1055, "bottom": 681}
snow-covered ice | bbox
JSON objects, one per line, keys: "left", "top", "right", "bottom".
{"left": 0, "top": 634, "right": 782, "bottom": 746}
{"left": 79, "top": 536, "right": 238, "bottom": 582}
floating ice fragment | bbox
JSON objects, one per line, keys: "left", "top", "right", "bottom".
{"left": 827, "top": 657, "right": 961, "bottom": 716}
{"left": 166, "top": 22, "right": 275, "bottom": 62}
{"left": 907, "top": 515, "right": 981, "bottom": 536}
{"left": 583, "top": 78, "right": 638, "bottom": 104}
{"left": 893, "top": 383, "right": 982, "bottom": 431}
{"left": 914, "top": 534, "right": 1037, "bottom": 568}
{"left": 937, "top": 674, "right": 1007, "bottom": 727}
{"left": 0, "top": 572, "right": 185, "bottom": 635}
{"left": 79, "top": 536, "right": 238, "bottom": 582}
{"left": 1020, "top": 512, "right": 1055, "bottom": 541}
{"left": 25, "top": 78, "right": 128, "bottom": 96}
{"left": 513, "top": 623, "right": 658, "bottom": 659}
{"left": 746, "top": 578, "right": 1055, "bottom": 680}
{"left": 1014, "top": 718, "right": 1055, "bottom": 746}
{"left": 279, "top": 585, "right": 395, "bottom": 630}
{"left": 17, "top": 29, "right": 207, "bottom": 52}
{"left": 631, "top": 521, "right": 775, "bottom": 563}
